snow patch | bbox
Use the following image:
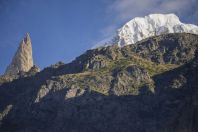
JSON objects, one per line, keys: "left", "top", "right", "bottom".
{"left": 94, "top": 13, "right": 198, "bottom": 48}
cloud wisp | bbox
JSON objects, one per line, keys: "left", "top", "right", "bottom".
{"left": 101, "top": 0, "right": 198, "bottom": 38}
{"left": 109, "top": 0, "right": 197, "bottom": 22}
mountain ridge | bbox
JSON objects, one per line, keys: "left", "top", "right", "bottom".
{"left": 0, "top": 33, "right": 198, "bottom": 132}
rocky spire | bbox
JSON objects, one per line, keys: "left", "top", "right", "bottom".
{"left": 4, "top": 33, "right": 34, "bottom": 75}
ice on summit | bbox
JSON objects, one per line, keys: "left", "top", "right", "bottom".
{"left": 94, "top": 13, "right": 198, "bottom": 48}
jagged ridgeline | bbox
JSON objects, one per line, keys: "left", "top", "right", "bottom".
{"left": 0, "top": 32, "right": 198, "bottom": 132}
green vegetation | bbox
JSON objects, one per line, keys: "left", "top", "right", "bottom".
{"left": 96, "top": 55, "right": 178, "bottom": 76}
{"left": 57, "top": 54, "right": 178, "bottom": 95}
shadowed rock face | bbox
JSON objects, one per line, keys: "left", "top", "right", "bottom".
{"left": 4, "top": 33, "right": 33, "bottom": 75}
{"left": 0, "top": 33, "right": 198, "bottom": 132}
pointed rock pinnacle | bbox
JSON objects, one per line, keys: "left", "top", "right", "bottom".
{"left": 4, "top": 33, "right": 34, "bottom": 75}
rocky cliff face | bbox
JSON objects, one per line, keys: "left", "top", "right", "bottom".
{"left": 0, "top": 33, "right": 198, "bottom": 132}
{"left": 4, "top": 33, "right": 33, "bottom": 75}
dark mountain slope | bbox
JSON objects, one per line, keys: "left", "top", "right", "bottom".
{"left": 0, "top": 33, "right": 198, "bottom": 132}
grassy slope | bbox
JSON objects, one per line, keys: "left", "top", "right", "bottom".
{"left": 57, "top": 55, "right": 178, "bottom": 95}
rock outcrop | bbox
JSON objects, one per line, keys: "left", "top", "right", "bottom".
{"left": 4, "top": 33, "right": 33, "bottom": 75}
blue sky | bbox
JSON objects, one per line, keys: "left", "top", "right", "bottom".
{"left": 0, "top": 0, "right": 198, "bottom": 75}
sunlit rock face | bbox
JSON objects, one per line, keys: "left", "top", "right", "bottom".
{"left": 4, "top": 33, "right": 33, "bottom": 75}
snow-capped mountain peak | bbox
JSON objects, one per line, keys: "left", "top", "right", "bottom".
{"left": 94, "top": 13, "right": 198, "bottom": 48}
